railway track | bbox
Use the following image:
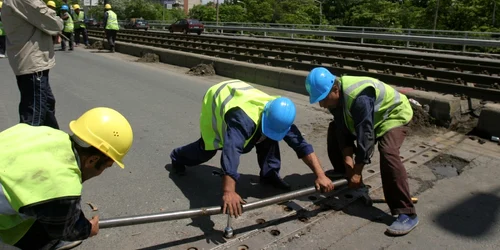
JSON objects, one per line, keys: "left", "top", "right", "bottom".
{"left": 87, "top": 29, "right": 500, "bottom": 102}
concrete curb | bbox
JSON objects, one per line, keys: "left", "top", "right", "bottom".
{"left": 477, "top": 103, "right": 500, "bottom": 138}
{"left": 88, "top": 37, "right": 488, "bottom": 131}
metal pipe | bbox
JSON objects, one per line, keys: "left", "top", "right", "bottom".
{"left": 99, "top": 178, "right": 348, "bottom": 229}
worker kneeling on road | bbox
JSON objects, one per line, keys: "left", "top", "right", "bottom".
{"left": 305, "top": 67, "right": 418, "bottom": 236}
{"left": 170, "top": 80, "right": 334, "bottom": 217}
{"left": 0, "top": 107, "right": 134, "bottom": 250}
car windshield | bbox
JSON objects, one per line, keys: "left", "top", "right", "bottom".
{"left": 189, "top": 20, "right": 200, "bottom": 24}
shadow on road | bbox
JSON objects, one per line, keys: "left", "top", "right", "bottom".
{"left": 434, "top": 185, "right": 500, "bottom": 238}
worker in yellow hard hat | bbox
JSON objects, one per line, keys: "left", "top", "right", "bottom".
{"left": 72, "top": 4, "right": 89, "bottom": 47}
{"left": 0, "top": 1, "right": 5, "bottom": 58}
{"left": 0, "top": 107, "right": 134, "bottom": 250}
{"left": 103, "top": 3, "right": 119, "bottom": 52}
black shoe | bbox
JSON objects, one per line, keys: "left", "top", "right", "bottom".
{"left": 260, "top": 175, "right": 291, "bottom": 190}
{"left": 172, "top": 162, "right": 186, "bottom": 175}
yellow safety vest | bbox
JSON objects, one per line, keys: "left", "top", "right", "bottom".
{"left": 63, "top": 14, "right": 74, "bottom": 33}
{"left": 341, "top": 76, "right": 413, "bottom": 138}
{"left": 105, "top": 10, "right": 119, "bottom": 30}
{"left": 0, "top": 20, "right": 4, "bottom": 36}
{"left": 73, "top": 11, "right": 86, "bottom": 28}
{"left": 0, "top": 124, "right": 82, "bottom": 245}
{"left": 200, "top": 80, "right": 278, "bottom": 150}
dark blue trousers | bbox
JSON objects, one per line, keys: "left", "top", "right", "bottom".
{"left": 15, "top": 70, "right": 60, "bottom": 129}
{"left": 170, "top": 137, "right": 281, "bottom": 178}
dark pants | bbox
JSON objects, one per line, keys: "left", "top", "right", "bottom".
{"left": 14, "top": 221, "right": 55, "bottom": 250}
{"left": 61, "top": 32, "right": 74, "bottom": 50}
{"left": 0, "top": 36, "right": 5, "bottom": 55}
{"left": 74, "top": 27, "right": 89, "bottom": 46}
{"left": 327, "top": 121, "right": 415, "bottom": 215}
{"left": 105, "top": 29, "right": 117, "bottom": 50}
{"left": 170, "top": 137, "right": 282, "bottom": 178}
{"left": 16, "top": 70, "right": 60, "bottom": 129}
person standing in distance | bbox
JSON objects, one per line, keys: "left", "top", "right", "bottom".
{"left": 103, "top": 3, "right": 119, "bottom": 53}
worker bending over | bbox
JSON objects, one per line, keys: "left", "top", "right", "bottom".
{"left": 72, "top": 4, "right": 89, "bottom": 47}
{"left": 305, "top": 67, "right": 418, "bottom": 236}
{"left": 170, "top": 80, "right": 334, "bottom": 217}
{"left": 0, "top": 107, "right": 134, "bottom": 250}
{"left": 103, "top": 4, "right": 119, "bottom": 53}
{"left": 1, "top": 0, "right": 63, "bottom": 129}
{"left": 60, "top": 5, "right": 74, "bottom": 51}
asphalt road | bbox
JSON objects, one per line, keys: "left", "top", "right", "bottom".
{"left": 0, "top": 48, "right": 337, "bottom": 249}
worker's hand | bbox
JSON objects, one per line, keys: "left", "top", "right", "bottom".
{"left": 89, "top": 215, "right": 100, "bottom": 237}
{"left": 315, "top": 174, "right": 334, "bottom": 193}
{"left": 348, "top": 173, "right": 363, "bottom": 189}
{"left": 222, "top": 191, "right": 246, "bottom": 218}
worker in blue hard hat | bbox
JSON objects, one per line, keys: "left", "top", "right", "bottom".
{"left": 59, "top": 4, "right": 74, "bottom": 51}
{"left": 305, "top": 67, "right": 418, "bottom": 236}
{"left": 170, "top": 80, "right": 334, "bottom": 217}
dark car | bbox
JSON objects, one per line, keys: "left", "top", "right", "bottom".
{"left": 85, "top": 18, "right": 100, "bottom": 28}
{"left": 125, "top": 18, "right": 149, "bottom": 31}
{"left": 169, "top": 19, "right": 204, "bottom": 35}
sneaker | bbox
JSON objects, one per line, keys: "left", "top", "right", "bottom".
{"left": 52, "top": 240, "right": 82, "bottom": 250}
{"left": 386, "top": 214, "right": 419, "bottom": 236}
{"left": 0, "top": 54, "right": 5, "bottom": 58}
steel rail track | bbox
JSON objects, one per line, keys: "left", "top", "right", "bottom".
{"left": 91, "top": 28, "right": 500, "bottom": 71}
{"left": 87, "top": 30, "right": 500, "bottom": 102}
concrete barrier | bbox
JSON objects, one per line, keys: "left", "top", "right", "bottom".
{"left": 87, "top": 37, "right": 494, "bottom": 130}
{"left": 477, "top": 103, "right": 500, "bottom": 137}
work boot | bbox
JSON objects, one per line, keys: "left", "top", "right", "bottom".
{"left": 51, "top": 240, "right": 82, "bottom": 250}
{"left": 110, "top": 47, "right": 115, "bottom": 53}
{"left": 171, "top": 162, "right": 186, "bottom": 175}
{"left": 260, "top": 174, "right": 291, "bottom": 190}
{"left": 386, "top": 214, "right": 419, "bottom": 236}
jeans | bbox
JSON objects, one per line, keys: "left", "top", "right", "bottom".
{"left": 61, "top": 32, "right": 74, "bottom": 50}
{"left": 15, "top": 70, "right": 60, "bottom": 129}
{"left": 74, "top": 27, "right": 89, "bottom": 46}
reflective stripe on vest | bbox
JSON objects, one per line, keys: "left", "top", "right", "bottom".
{"left": 341, "top": 76, "right": 413, "bottom": 138}
{"left": 105, "top": 10, "right": 119, "bottom": 30}
{"left": 200, "top": 80, "right": 278, "bottom": 151}
{"left": 64, "top": 14, "right": 74, "bottom": 32}
{"left": 73, "top": 11, "right": 86, "bottom": 28}
{"left": 0, "top": 124, "right": 82, "bottom": 245}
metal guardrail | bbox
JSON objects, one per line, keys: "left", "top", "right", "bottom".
{"left": 139, "top": 23, "right": 500, "bottom": 48}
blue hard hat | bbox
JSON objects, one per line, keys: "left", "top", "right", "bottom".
{"left": 261, "top": 97, "right": 296, "bottom": 141}
{"left": 305, "top": 67, "right": 337, "bottom": 104}
{"left": 61, "top": 5, "right": 69, "bottom": 11}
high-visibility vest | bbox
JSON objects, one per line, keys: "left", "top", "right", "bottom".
{"left": 105, "top": 10, "right": 119, "bottom": 30}
{"left": 0, "top": 124, "right": 82, "bottom": 245}
{"left": 63, "top": 14, "right": 74, "bottom": 33}
{"left": 0, "top": 20, "right": 4, "bottom": 36}
{"left": 73, "top": 11, "right": 86, "bottom": 28}
{"left": 200, "top": 80, "right": 278, "bottom": 151}
{"left": 341, "top": 76, "right": 413, "bottom": 138}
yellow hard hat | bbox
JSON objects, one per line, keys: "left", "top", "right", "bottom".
{"left": 73, "top": 4, "right": 80, "bottom": 10}
{"left": 105, "top": 4, "right": 111, "bottom": 9}
{"left": 47, "top": 1, "right": 56, "bottom": 8}
{"left": 0, "top": 2, "right": 3, "bottom": 8}
{"left": 69, "top": 107, "right": 134, "bottom": 169}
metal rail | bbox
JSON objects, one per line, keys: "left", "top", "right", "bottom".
{"left": 97, "top": 29, "right": 500, "bottom": 70}
{"left": 140, "top": 24, "right": 500, "bottom": 48}
{"left": 99, "top": 179, "right": 348, "bottom": 229}
{"left": 88, "top": 30, "right": 500, "bottom": 88}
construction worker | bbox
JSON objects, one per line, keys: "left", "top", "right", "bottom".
{"left": 305, "top": 67, "right": 419, "bottom": 236}
{"left": 0, "top": 1, "right": 5, "bottom": 58}
{"left": 60, "top": 5, "right": 74, "bottom": 51}
{"left": 72, "top": 4, "right": 89, "bottom": 47}
{"left": 2, "top": 0, "right": 64, "bottom": 129}
{"left": 0, "top": 107, "right": 134, "bottom": 250}
{"left": 170, "top": 80, "right": 334, "bottom": 217}
{"left": 103, "top": 3, "right": 119, "bottom": 53}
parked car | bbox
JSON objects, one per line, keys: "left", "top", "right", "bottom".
{"left": 84, "top": 18, "right": 101, "bottom": 28}
{"left": 168, "top": 19, "right": 204, "bottom": 35}
{"left": 124, "top": 18, "right": 149, "bottom": 31}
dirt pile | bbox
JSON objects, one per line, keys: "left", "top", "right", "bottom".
{"left": 136, "top": 53, "right": 160, "bottom": 63}
{"left": 407, "top": 104, "right": 436, "bottom": 132}
{"left": 187, "top": 63, "right": 216, "bottom": 76}
{"left": 87, "top": 41, "right": 103, "bottom": 49}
